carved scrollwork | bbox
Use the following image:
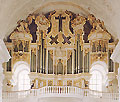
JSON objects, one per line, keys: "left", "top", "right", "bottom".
{"left": 71, "top": 15, "right": 86, "bottom": 28}
{"left": 7, "top": 80, "right": 13, "bottom": 87}
{"left": 16, "top": 20, "right": 30, "bottom": 33}
{"left": 67, "top": 50, "right": 72, "bottom": 60}
{"left": 35, "top": 14, "right": 50, "bottom": 31}
{"left": 87, "top": 14, "right": 96, "bottom": 26}
{"left": 88, "top": 14, "right": 108, "bottom": 34}
{"left": 27, "top": 14, "right": 35, "bottom": 25}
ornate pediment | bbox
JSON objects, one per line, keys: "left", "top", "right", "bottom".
{"left": 88, "top": 15, "right": 111, "bottom": 41}
{"left": 16, "top": 20, "right": 30, "bottom": 33}
{"left": 10, "top": 20, "right": 32, "bottom": 41}
{"left": 46, "top": 10, "right": 75, "bottom": 47}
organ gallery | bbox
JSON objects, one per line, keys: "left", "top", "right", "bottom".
{"left": 3, "top": 10, "right": 117, "bottom": 92}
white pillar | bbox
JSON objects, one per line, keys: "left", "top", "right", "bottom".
{"left": 111, "top": 41, "right": 120, "bottom": 102}
{"left": 118, "top": 68, "right": 120, "bottom": 101}
{"left": 0, "top": 39, "right": 11, "bottom": 102}
{"left": 0, "top": 63, "right": 4, "bottom": 102}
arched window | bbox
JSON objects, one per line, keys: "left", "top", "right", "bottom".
{"left": 89, "top": 70, "right": 102, "bottom": 91}
{"left": 18, "top": 70, "right": 30, "bottom": 91}
{"left": 13, "top": 62, "right": 30, "bottom": 91}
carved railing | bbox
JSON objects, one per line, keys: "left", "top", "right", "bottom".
{"left": 2, "top": 86, "right": 119, "bottom": 102}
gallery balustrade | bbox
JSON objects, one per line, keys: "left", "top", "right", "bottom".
{"left": 2, "top": 86, "right": 119, "bottom": 102}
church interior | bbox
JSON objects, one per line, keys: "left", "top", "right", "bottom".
{"left": 0, "top": 0, "right": 120, "bottom": 102}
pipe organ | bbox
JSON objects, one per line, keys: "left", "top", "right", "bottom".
{"left": 3, "top": 10, "right": 117, "bottom": 90}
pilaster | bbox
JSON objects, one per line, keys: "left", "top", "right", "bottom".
{"left": 72, "top": 50, "right": 74, "bottom": 74}
{"left": 46, "top": 49, "right": 48, "bottom": 74}
{"left": 0, "top": 63, "right": 4, "bottom": 102}
{"left": 111, "top": 41, "right": 120, "bottom": 101}
{"left": 0, "top": 39, "right": 11, "bottom": 102}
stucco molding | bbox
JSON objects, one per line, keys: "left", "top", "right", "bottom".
{"left": 0, "top": 39, "right": 11, "bottom": 64}
{"left": 111, "top": 41, "right": 120, "bottom": 63}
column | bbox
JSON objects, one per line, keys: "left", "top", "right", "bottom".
{"left": 117, "top": 67, "right": 120, "bottom": 101}
{"left": 46, "top": 49, "right": 48, "bottom": 74}
{"left": 78, "top": 41, "right": 80, "bottom": 73}
{"left": 72, "top": 50, "right": 74, "bottom": 74}
{"left": 53, "top": 50, "right": 55, "bottom": 74}
{"left": 111, "top": 41, "right": 120, "bottom": 102}
{"left": 76, "top": 42, "right": 78, "bottom": 74}
{"left": 0, "top": 39, "right": 11, "bottom": 102}
{"left": 83, "top": 49, "right": 84, "bottom": 73}
{"left": 40, "top": 31, "right": 43, "bottom": 73}
{"left": 66, "top": 50, "right": 67, "bottom": 74}
{"left": 36, "top": 47, "right": 37, "bottom": 73}
{"left": 43, "top": 47, "right": 44, "bottom": 73}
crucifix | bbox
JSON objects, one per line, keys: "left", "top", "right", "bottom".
{"left": 55, "top": 14, "right": 66, "bottom": 32}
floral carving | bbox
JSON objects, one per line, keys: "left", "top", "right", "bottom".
{"left": 71, "top": 15, "right": 86, "bottom": 28}
{"left": 35, "top": 14, "right": 50, "bottom": 31}
{"left": 16, "top": 20, "right": 30, "bottom": 33}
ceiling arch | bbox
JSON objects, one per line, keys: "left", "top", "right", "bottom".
{"left": 0, "top": 0, "right": 120, "bottom": 40}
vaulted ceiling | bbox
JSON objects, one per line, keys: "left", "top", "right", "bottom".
{"left": 0, "top": 0, "right": 120, "bottom": 40}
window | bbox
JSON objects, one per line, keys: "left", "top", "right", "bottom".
{"left": 18, "top": 70, "right": 30, "bottom": 91}
{"left": 89, "top": 70, "right": 102, "bottom": 92}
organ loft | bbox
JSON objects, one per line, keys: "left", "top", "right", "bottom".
{"left": 3, "top": 10, "right": 118, "bottom": 92}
